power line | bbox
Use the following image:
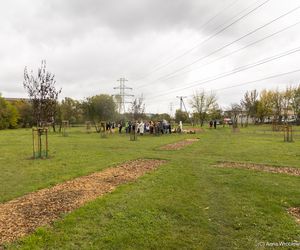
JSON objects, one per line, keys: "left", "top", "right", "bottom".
{"left": 136, "top": 0, "right": 241, "bottom": 81}
{"left": 134, "top": 0, "right": 271, "bottom": 86}
{"left": 159, "top": 20, "right": 300, "bottom": 82}
{"left": 144, "top": 68, "right": 300, "bottom": 106}
{"left": 133, "top": 0, "right": 270, "bottom": 83}
{"left": 132, "top": 0, "right": 242, "bottom": 82}
{"left": 193, "top": 0, "right": 241, "bottom": 33}
{"left": 136, "top": 4, "right": 300, "bottom": 89}
{"left": 214, "top": 68, "right": 300, "bottom": 92}
{"left": 146, "top": 46, "right": 300, "bottom": 100}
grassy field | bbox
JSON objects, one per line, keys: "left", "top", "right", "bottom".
{"left": 1, "top": 125, "right": 299, "bottom": 249}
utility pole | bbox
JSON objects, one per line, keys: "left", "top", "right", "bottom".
{"left": 176, "top": 96, "right": 193, "bottom": 124}
{"left": 177, "top": 95, "right": 192, "bottom": 125}
{"left": 113, "top": 78, "right": 134, "bottom": 114}
{"left": 176, "top": 96, "right": 188, "bottom": 113}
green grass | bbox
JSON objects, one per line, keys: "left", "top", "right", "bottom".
{"left": 1, "top": 126, "right": 299, "bottom": 249}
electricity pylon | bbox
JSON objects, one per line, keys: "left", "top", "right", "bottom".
{"left": 114, "top": 78, "right": 134, "bottom": 114}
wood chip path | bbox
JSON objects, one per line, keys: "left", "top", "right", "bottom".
{"left": 288, "top": 207, "right": 300, "bottom": 224}
{"left": 215, "top": 161, "right": 300, "bottom": 177}
{"left": 160, "top": 139, "right": 199, "bottom": 150}
{"left": 216, "top": 162, "right": 300, "bottom": 224}
{"left": 0, "top": 159, "right": 166, "bottom": 245}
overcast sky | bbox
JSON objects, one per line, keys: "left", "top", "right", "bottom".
{"left": 1, "top": 0, "right": 300, "bottom": 114}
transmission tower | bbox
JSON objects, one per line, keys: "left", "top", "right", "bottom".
{"left": 169, "top": 102, "right": 173, "bottom": 117}
{"left": 113, "top": 78, "right": 134, "bottom": 114}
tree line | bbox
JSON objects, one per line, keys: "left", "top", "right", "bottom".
{"left": 2, "top": 86, "right": 300, "bottom": 130}
{"left": 0, "top": 94, "right": 144, "bottom": 130}
{"left": 0, "top": 61, "right": 147, "bottom": 130}
{"left": 1, "top": 61, "right": 300, "bottom": 129}
{"left": 175, "top": 86, "right": 300, "bottom": 126}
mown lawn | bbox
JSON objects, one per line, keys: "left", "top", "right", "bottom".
{"left": 1, "top": 126, "right": 299, "bottom": 249}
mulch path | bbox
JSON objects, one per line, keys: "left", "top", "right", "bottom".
{"left": 288, "top": 207, "right": 300, "bottom": 224}
{"left": 160, "top": 139, "right": 199, "bottom": 150}
{"left": 184, "top": 128, "right": 204, "bottom": 133}
{"left": 216, "top": 162, "right": 300, "bottom": 224}
{"left": 0, "top": 159, "right": 166, "bottom": 245}
{"left": 215, "top": 161, "right": 300, "bottom": 177}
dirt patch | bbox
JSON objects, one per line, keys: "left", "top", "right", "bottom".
{"left": 215, "top": 161, "right": 300, "bottom": 177}
{"left": 192, "top": 128, "right": 204, "bottom": 132}
{"left": 183, "top": 128, "right": 204, "bottom": 133}
{"left": 0, "top": 159, "right": 166, "bottom": 245}
{"left": 160, "top": 139, "right": 199, "bottom": 150}
{"left": 288, "top": 207, "right": 300, "bottom": 223}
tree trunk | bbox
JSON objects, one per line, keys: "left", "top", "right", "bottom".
{"left": 52, "top": 122, "right": 56, "bottom": 132}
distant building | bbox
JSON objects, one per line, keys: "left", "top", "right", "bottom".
{"left": 223, "top": 110, "right": 255, "bottom": 125}
{"left": 4, "top": 97, "right": 30, "bottom": 103}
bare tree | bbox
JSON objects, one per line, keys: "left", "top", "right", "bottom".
{"left": 130, "top": 96, "right": 145, "bottom": 120}
{"left": 23, "top": 60, "right": 61, "bottom": 130}
{"left": 229, "top": 103, "right": 242, "bottom": 128}
{"left": 190, "top": 90, "right": 217, "bottom": 126}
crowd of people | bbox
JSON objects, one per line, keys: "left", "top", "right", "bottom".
{"left": 102, "top": 120, "right": 219, "bottom": 135}
{"left": 124, "top": 120, "right": 173, "bottom": 135}
{"left": 105, "top": 120, "right": 179, "bottom": 135}
{"left": 101, "top": 120, "right": 188, "bottom": 135}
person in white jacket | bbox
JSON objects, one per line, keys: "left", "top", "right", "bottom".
{"left": 139, "top": 121, "right": 145, "bottom": 135}
{"left": 179, "top": 121, "right": 183, "bottom": 132}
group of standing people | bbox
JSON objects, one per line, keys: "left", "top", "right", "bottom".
{"left": 117, "top": 120, "right": 172, "bottom": 135}
{"left": 209, "top": 120, "right": 217, "bottom": 129}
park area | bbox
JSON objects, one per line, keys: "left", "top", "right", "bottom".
{"left": 0, "top": 125, "right": 299, "bottom": 249}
